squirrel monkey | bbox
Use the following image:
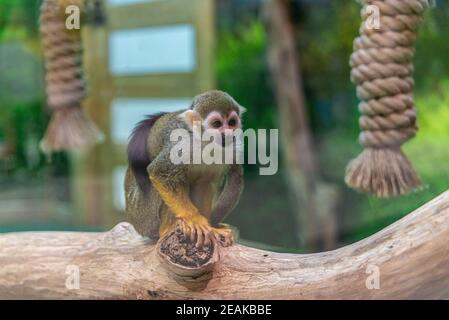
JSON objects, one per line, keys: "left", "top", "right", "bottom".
{"left": 125, "top": 90, "right": 244, "bottom": 248}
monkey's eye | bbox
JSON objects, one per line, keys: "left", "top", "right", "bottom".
{"left": 212, "top": 120, "right": 222, "bottom": 128}
{"left": 228, "top": 118, "right": 237, "bottom": 127}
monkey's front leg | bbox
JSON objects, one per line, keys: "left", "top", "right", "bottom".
{"left": 151, "top": 176, "right": 214, "bottom": 248}
{"left": 147, "top": 152, "right": 216, "bottom": 248}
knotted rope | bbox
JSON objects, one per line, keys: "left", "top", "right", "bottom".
{"left": 40, "top": 0, "right": 102, "bottom": 153}
{"left": 345, "top": 0, "right": 430, "bottom": 197}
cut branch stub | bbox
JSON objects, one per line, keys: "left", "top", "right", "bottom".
{"left": 156, "top": 230, "right": 219, "bottom": 282}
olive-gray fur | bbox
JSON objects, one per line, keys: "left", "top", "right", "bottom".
{"left": 125, "top": 91, "right": 244, "bottom": 241}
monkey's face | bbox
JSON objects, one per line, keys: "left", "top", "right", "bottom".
{"left": 204, "top": 111, "right": 241, "bottom": 147}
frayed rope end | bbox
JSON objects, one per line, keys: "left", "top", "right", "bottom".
{"left": 345, "top": 148, "right": 422, "bottom": 198}
{"left": 40, "top": 107, "right": 104, "bottom": 154}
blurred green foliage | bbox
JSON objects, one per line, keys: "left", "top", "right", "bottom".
{"left": 216, "top": 21, "right": 299, "bottom": 248}
{"left": 301, "top": 1, "right": 449, "bottom": 244}
{"left": 217, "top": 21, "right": 277, "bottom": 133}
{"left": 0, "top": 0, "right": 41, "bottom": 41}
{"left": 217, "top": 1, "right": 449, "bottom": 248}
{"left": 0, "top": 0, "right": 69, "bottom": 181}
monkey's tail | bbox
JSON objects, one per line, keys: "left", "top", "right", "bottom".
{"left": 127, "top": 113, "right": 167, "bottom": 195}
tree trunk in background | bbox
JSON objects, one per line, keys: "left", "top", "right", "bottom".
{"left": 264, "top": 0, "right": 338, "bottom": 251}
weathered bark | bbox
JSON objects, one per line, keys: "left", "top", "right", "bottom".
{"left": 1, "top": 189, "right": 449, "bottom": 299}
{"left": 264, "top": 0, "right": 337, "bottom": 250}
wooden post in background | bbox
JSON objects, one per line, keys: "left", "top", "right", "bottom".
{"left": 73, "top": 9, "right": 113, "bottom": 227}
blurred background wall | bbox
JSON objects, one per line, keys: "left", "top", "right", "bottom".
{"left": 0, "top": 0, "right": 448, "bottom": 253}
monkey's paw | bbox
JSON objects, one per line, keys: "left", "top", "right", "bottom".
{"left": 212, "top": 224, "right": 234, "bottom": 247}
{"left": 175, "top": 216, "right": 215, "bottom": 249}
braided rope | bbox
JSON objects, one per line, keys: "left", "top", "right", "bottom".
{"left": 351, "top": 0, "right": 430, "bottom": 148}
{"left": 40, "top": 0, "right": 102, "bottom": 152}
{"left": 41, "top": 0, "right": 86, "bottom": 109}
{"left": 346, "top": 0, "right": 430, "bottom": 197}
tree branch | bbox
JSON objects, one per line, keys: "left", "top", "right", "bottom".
{"left": 1, "top": 190, "right": 449, "bottom": 299}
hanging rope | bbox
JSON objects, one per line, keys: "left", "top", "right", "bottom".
{"left": 39, "top": 0, "right": 102, "bottom": 153}
{"left": 345, "top": 0, "right": 430, "bottom": 197}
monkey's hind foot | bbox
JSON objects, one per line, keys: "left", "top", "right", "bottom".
{"left": 212, "top": 223, "right": 234, "bottom": 247}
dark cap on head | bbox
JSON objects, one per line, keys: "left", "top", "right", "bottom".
{"left": 191, "top": 90, "right": 245, "bottom": 118}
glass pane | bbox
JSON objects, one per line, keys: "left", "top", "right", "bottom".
{"left": 109, "top": 25, "right": 196, "bottom": 75}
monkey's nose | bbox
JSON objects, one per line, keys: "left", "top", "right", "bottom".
{"left": 221, "top": 133, "right": 235, "bottom": 147}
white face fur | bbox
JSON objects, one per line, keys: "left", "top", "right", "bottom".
{"left": 204, "top": 111, "right": 240, "bottom": 130}
{"left": 204, "top": 110, "right": 241, "bottom": 147}
{"left": 175, "top": 109, "right": 244, "bottom": 166}
{"left": 182, "top": 109, "right": 243, "bottom": 147}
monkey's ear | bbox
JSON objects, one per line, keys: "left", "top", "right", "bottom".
{"left": 182, "top": 110, "right": 202, "bottom": 130}
{"left": 238, "top": 105, "right": 247, "bottom": 115}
